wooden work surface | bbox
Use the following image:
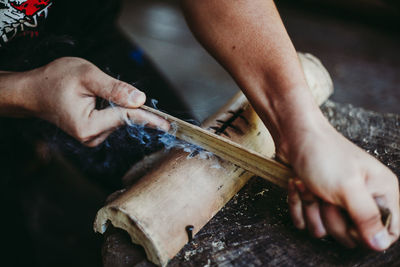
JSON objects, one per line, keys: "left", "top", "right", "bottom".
{"left": 102, "top": 101, "right": 400, "bottom": 267}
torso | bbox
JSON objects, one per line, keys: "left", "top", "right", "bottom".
{"left": 0, "top": 0, "right": 121, "bottom": 70}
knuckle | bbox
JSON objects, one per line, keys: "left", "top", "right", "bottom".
{"left": 73, "top": 124, "right": 96, "bottom": 143}
{"left": 110, "top": 81, "right": 131, "bottom": 101}
{"left": 338, "top": 175, "right": 362, "bottom": 191}
{"left": 295, "top": 221, "right": 305, "bottom": 230}
{"left": 301, "top": 192, "right": 318, "bottom": 204}
{"left": 85, "top": 141, "right": 99, "bottom": 148}
{"left": 325, "top": 223, "right": 345, "bottom": 237}
{"left": 69, "top": 61, "right": 98, "bottom": 82}
{"left": 293, "top": 220, "right": 305, "bottom": 230}
{"left": 75, "top": 131, "right": 88, "bottom": 143}
{"left": 310, "top": 227, "right": 326, "bottom": 238}
{"left": 357, "top": 213, "right": 382, "bottom": 230}
{"left": 376, "top": 171, "right": 399, "bottom": 202}
{"left": 110, "top": 81, "right": 123, "bottom": 95}
{"left": 54, "top": 57, "right": 90, "bottom": 69}
{"left": 337, "top": 179, "right": 363, "bottom": 202}
{"left": 374, "top": 165, "right": 398, "bottom": 186}
{"left": 80, "top": 62, "right": 98, "bottom": 77}
{"left": 288, "top": 195, "right": 299, "bottom": 206}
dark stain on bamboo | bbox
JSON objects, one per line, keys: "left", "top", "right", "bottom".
{"left": 210, "top": 108, "right": 247, "bottom": 137}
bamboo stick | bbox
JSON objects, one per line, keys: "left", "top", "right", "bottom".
{"left": 141, "top": 104, "right": 294, "bottom": 188}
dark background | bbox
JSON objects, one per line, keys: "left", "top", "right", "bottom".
{"left": 119, "top": 0, "right": 399, "bottom": 121}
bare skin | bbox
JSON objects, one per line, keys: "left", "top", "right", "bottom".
{"left": 0, "top": 0, "right": 398, "bottom": 252}
{"left": 181, "top": 0, "right": 399, "bottom": 250}
{"left": 0, "top": 57, "right": 170, "bottom": 147}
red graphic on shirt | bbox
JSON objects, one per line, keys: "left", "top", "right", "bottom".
{"left": 10, "top": 0, "right": 51, "bottom": 17}
{"left": 0, "top": 0, "right": 53, "bottom": 46}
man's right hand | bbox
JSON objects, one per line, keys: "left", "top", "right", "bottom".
{"left": 0, "top": 57, "right": 170, "bottom": 147}
{"left": 284, "top": 114, "right": 399, "bottom": 251}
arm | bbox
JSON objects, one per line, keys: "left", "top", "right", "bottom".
{"left": 0, "top": 71, "right": 33, "bottom": 117}
{"left": 181, "top": 0, "right": 317, "bottom": 152}
{"left": 0, "top": 57, "right": 169, "bottom": 146}
{"left": 181, "top": 0, "right": 399, "bottom": 250}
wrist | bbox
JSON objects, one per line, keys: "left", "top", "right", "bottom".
{"left": 0, "top": 71, "right": 37, "bottom": 117}
{"left": 275, "top": 108, "right": 330, "bottom": 164}
{"left": 246, "top": 83, "right": 329, "bottom": 163}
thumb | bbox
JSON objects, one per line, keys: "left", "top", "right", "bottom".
{"left": 89, "top": 71, "right": 146, "bottom": 108}
{"left": 342, "top": 184, "right": 390, "bottom": 251}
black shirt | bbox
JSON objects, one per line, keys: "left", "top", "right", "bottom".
{"left": 0, "top": 0, "right": 121, "bottom": 70}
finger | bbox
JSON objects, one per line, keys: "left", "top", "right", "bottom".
{"left": 368, "top": 169, "right": 400, "bottom": 242}
{"left": 294, "top": 179, "right": 326, "bottom": 238}
{"left": 83, "top": 130, "right": 113, "bottom": 147}
{"left": 374, "top": 195, "right": 400, "bottom": 244}
{"left": 90, "top": 107, "right": 170, "bottom": 134}
{"left": 288, "top": 179, "right": 305, "bottom": 229}
{"left": 342, "top": 183, "right": 390, "bottom": 251}
{"left": 86, "top": 69, "right": 146, "bottom": 108}
{"left": 321, "top": 202, "right": 357, "bottom": 248}
{"left": 82, "top": 107, "right": 170, "bottom": 147}
{"left": 303, "top": 202, "right": 327, "bottom": 238}
{"left": 387, "top": 196, "right": 400, "bottom": 241}
{"left": 126, "top": 109, "right": 171, "bottom": 131}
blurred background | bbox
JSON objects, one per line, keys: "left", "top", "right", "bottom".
{"left": 119, "top": 0, "right": 400, "bottom": 122}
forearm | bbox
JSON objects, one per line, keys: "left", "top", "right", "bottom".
{"left": 181, "top": 0, "right": 327, "bottom": 156}
{"left": 0, "top": 70, "right": 36, "bottom": 117}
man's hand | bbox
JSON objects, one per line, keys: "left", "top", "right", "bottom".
{"left": 0, "top": 57, "right": 170, "bottom": 146}
{"left": 285, "top": 116, "right": 399, "bottom": 250}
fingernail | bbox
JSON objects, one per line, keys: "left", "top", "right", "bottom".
{"left": 128, "top": 90, "right": 146, "bottom": 105}
{"left": 371, "top": 229, "right": 391, "bottom": 250}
